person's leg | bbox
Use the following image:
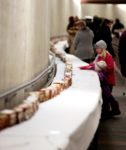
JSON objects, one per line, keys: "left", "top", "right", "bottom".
{"left": 108, "top": 85, "right": 113, "bottom": 93}
{"left": 109, "top": 94, "right": 121, "bottom": 115}
{"left": 101, "top": 92, "right": 111, "bottom": 119}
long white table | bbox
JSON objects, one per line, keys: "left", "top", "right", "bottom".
{"left": 0, "top": 54, "right": 102, "bottom": 150}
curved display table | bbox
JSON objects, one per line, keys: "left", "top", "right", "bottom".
{"left": 0, "top": 54, "right": 102, "bottom": 150}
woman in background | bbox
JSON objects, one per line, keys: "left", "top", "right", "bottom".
{"left": 73, "top": 19, "right": 94, "bottom": 63}
{"left": 66, "top": 16, "right": 78, "bottom": 54}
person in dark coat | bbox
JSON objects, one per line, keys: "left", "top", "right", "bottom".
{"left": 93, "top": 18, "right": 115, "bottom": 58}
{"left": 112, "top": 18, "right": 124, "bottom": 37}
{"left": 90, "top": 15, "right": 102, "bottom": 35}
{"left": 118, "top": 30, "right": 126, "bottom": 77}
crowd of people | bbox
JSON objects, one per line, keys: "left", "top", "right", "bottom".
{"left": 66, "top": 15, "right": 126, "bottom": 119}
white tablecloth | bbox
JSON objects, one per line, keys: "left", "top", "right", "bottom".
{"left": 0, "top": 54, "right": 102, "bottom": 150}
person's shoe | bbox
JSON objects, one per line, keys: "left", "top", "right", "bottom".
{"left": 101, "top": 112, "right": 111, "bottom": 120}
{"left": 109, "top": 110, "right": 121, "bottom": 116}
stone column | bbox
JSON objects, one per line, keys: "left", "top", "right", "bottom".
{"left": 0, "top": 0, "right": 50, "bottom": 109}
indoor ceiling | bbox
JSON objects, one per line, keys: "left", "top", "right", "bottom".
{"left": 81, "top": 0, "right": 126, "bottom": 4}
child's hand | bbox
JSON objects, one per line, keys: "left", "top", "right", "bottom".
{"left": 79, "top": 64, "right": 94, "bottom": 70}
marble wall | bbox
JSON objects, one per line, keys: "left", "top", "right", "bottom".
{"left": 0, "top": 0, "right": 50, "bottom": 94}
{"left": 0, "top": 0, "right": 50, "bottom": 109}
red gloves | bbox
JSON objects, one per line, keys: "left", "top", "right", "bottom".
{"left": 79, "top": 63, "right": 94, "bottom": 70}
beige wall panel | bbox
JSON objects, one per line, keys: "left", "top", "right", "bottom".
{"left": 80, "top": 4, "right": 126, "bottom": 27}
{"left": 113, "top": 5, "right": 126, "bottom": 26}
{"left": 50, "top": 0, "right": 81, "bottom": 37}
{"left": 81, "top": 4, "right": 114, "bottom": 19}
{"left": 0, "top": 0, "right": 50, "bottom": 94}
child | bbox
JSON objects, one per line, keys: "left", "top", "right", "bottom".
{"left": 79, "top": 40, "right": 121, "bottom": 118}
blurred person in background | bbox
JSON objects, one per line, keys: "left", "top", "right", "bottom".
{"left": 93, "top": 18, "right": 115, "bottom": 58}
{"left": 73, "top": 19, "right": 94, "bottom": 63}
{"left": 90, "top": 15, "right": 102, "bottom": 36}
{"left": 112, "top": 18, "right": 125, "bottom": 38}
{"left": 66, "top": 16, "right": 79, "bottom": 54}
